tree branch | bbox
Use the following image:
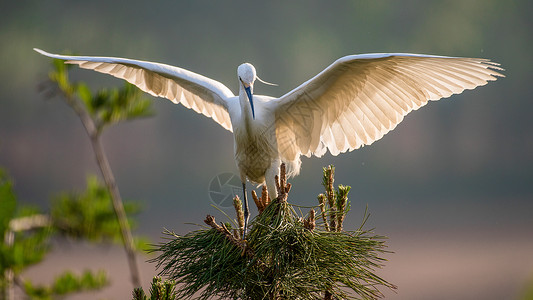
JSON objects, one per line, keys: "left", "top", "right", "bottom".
{"left": 90, "top": 133, "right": 141, "bottom": 287}
{"left": 60, "top": 87, "right": 141, "bottom": 287}
{"left": 204, "top": 215, "right": 252, "bottom": 258}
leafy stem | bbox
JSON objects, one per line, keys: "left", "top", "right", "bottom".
{"left": 43, "top": 58, "right": 153, "bottom": 288}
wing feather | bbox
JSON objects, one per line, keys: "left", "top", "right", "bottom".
{"left": 34, "top": 48, "right": 235, "bottom": 132}
{"left": 274, "top": 54, "right": 504, "bottom": 161}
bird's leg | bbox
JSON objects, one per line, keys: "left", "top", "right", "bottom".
{"left": 242, "top": 182, "right": 250, "bottom": 239}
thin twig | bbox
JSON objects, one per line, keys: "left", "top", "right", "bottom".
{"left": 318, "top": 194, "right": 329, "bottom": 232}
{"left": 204, "top": 215, "right": 252, "bottom": 257}
{"left": 233, "top": 196, "right": 245, "bottom": 236}
{"left": 60, "top": 86, "right": 141, "bottom": 287}
{"left": 91, "top": 134, "right": 141, "bottom": 287}
{"left": 275, "top": 163, "right": 291, "bottom": 203}
{"left": 9, "top": 214, "right": 51, "bottom": 232}
{"left": 324, "top": 166, "right": 336, "bottom": 232}
{"left": 261, "top": 185, "right": 270, "bottom": 208}
{"left": 251, "top": 190, "right": 264, "bottom": 213}
{"left": 303, "top": 209, "right": 316, "bottom": 231}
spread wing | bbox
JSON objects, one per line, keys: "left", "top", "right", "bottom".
{"left": 34, "top": 48, "right": 235, "bottom": 131}
{"left": 273, "top": 53, "right": 504, "bottom": 161}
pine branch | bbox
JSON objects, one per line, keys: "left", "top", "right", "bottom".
{"left": 203, "top": 215, "right": 251, "bottom": 258}
{"left": 317, "top": 194, "right": 329, "bottom": 232}
{"left": 252, "top": 185, "right": 271, "bottom": 214}
{"left": 275, "top": 163, "right": 291, "bottom": 203}
{"left": 323, "top": 166, "right": 336, "bottom": 231}
{"left": 232, "top": 196, "right": 245, "bottom": 237}
{"left": 151, "top": 164, "right": 395, "bottom": 299}
{"left": 335, "top": 185, "right": 351, "bottom": 232}
{"left": 132, "top": 277, "right": 177, "bottom": 300}
{"left": 261, "top": 185, "right": 270, "bottom": 208}
{"left": 303, "top": 209, "right": 316, "bottom": 231}
{"left": 251, "top": 190, "right": 264, "bottom": 214}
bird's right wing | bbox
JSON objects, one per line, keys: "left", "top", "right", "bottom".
{"left": 273, "top": 53, "right": 504, "bottom": 161}
{"left": 34, "top": 48, "right": 235, "bottom": 131}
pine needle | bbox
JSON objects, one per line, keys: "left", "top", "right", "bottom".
{"left": 151, "top": 164, "right": 394, "bottom": 299}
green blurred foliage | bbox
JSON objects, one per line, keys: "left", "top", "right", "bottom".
{"left": 23, "top": 269, "right": 108, "bottom": 300}
{"left": 0, "top": 170, "right": 50, "bottom": 278}
{"left": 0, "top": 168, "right": 17, "bottom": 241}
{"left": 0, "top": 168, "right": 146, "bottom": 298}
{"left": 6, "top": 220, "right": 50, "bottom": 275}
{"left": 522, "top": 273, "right": 533, "bottom": 300}
{"left": 51, "top": 175, "right": 142, "bottom": 243}
{"left": 2, "top": 50, "right": 154, "bottom": 299}
{"left": 79, "top": 83, "right": 153, "bottom": 131}
{"left": 48, "top": 59, "right": 75, "bottom": 98}
{"left": 47, "top": 58, "right": 153, "bottom": 133}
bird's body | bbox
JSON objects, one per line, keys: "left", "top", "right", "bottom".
{"left": 34, "top": 48, "right": 503, "bottom": 235}
{"left": 232, "top": 95, "right": 278, "bottom": 184}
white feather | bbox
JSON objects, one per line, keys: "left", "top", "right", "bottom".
{"left": 35, "top": 48, "right": 504, "bottom": 202}
{"left": 33, "top": 48, "right": 234, "bottom": 132}
{"left": 273, "top": 53, "right": 504, "bottom": 167}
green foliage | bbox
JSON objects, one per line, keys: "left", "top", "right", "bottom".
{"left": 522, "top": 273, "right": 533, "bottom": 300}
{"left": 6, "top": 221, "right": 50, "bottom": 274}
{"left": 0, "top": 167, "right": 144, "bottom": 298}
{"left": 44, "top": 57, "right": 150, "bottom": 287}
{"left": 152, "top": 165, "right": 394, "bottom": 299}
{"left": 1, "top": 57, "right": 153, "bottom": 298}
{"left": 134, "top": 236, "right": 153, "bottom": 253}
{"left": 48, "top": 59, "right": 153, "bottom": 133}
{"left": 48, "top": 59, "right": 75, "bottom": 98}
{"left": 0, "top": 168, "right": 17, "bottom": 239}
{"left": 47, "top": 58, "right": 153, "bottom": 133}
{"left": 23, "top": 269, "right": 108, "bottom": 299}
{"left": 78, "top": 82, "right": 153, "bottom": 131}
{"left": 0, "top": 170, "right": 50, "bottom": 278}
{"left": 51, "top": 175, "right": 142, "bottom": 243}
{"left": 132, "top": 277, "right": 177, "bottom": 300}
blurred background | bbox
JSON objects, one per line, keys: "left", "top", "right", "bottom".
{"left": 1, "top": 0, "right": 532, "bottom": 299}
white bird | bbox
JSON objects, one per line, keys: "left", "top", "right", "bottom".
{"left": 34, "top": 48, "right": 503, "bottom": 235}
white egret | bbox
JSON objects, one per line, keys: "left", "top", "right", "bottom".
{"left": 34, "top": 48, "right": 503, "bottom": 235}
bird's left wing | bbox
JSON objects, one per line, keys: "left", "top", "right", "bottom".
{"left": 273, "top": 53, "right": 504, "bottom": 161}
{"left": 34, "top": 48, "right": 235, "bottom": 131}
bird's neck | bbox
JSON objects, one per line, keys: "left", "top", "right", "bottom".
{"left": 239, "top": 88, "right": 254, "bottom": 127}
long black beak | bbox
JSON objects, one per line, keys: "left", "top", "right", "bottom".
{"left": 244, "top": 85, "right": 255, "bottom": 119}
{"left": 240, "top": 77, "right": 255, "bottom": 119}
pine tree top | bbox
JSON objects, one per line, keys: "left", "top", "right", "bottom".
{"left": 149, "top": 164, "right": 395, "bottom": 300}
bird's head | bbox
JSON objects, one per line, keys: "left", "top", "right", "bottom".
{"left": 238, "top": 63, "right": 256, "bottom": 119}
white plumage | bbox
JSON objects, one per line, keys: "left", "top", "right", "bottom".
{"left": 34, "top": 48, "right": 503, "bottom": 234}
